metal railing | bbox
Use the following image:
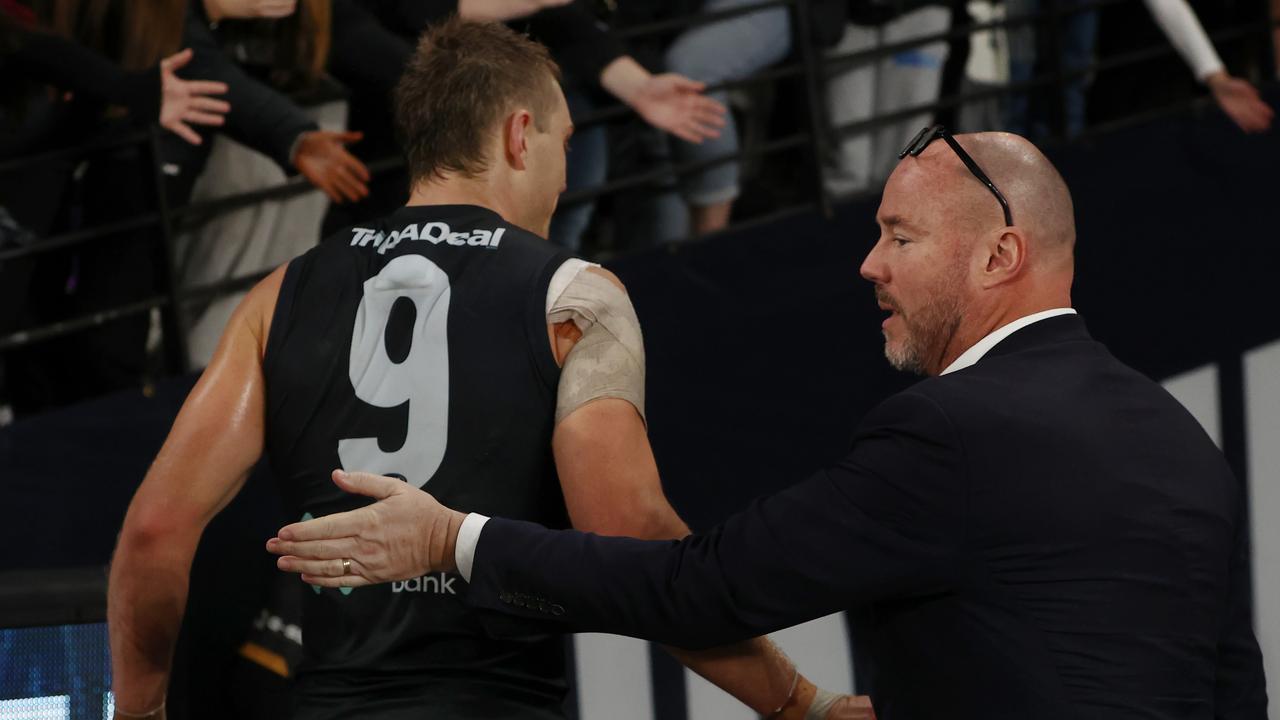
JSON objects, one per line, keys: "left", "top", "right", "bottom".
{"left": 0, "top": 567, "right": 107, "bottom": 628}
{"left": 0, "top": 0, "right": 1275, "bottom": 377}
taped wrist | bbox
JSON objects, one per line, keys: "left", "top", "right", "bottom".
{"left": 549, "top": 268, "right": 646, "bottom": 425}
{"left": 804, "top": 687, "right": 841, "bottom": 720}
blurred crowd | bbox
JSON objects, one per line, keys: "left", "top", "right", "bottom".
{"left": 0, "top": 0, "right": 1275, "bottom": 420}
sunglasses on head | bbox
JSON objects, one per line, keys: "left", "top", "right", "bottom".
{"left": 899, "top": 125, "right": 1014, "bottom": 227}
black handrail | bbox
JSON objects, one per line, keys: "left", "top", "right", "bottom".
{"left": 614, "top": 0, "right": 796, "bottom": 40}
{"left": 0, "top": 567, "right": 108, "bottom": 628}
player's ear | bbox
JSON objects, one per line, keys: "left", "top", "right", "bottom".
{"left": 504, "top": 109, "right": 533, "bottom": 171}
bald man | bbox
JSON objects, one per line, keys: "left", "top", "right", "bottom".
{"left": 270, "top": 129, "right": 1267, "bottom": 719}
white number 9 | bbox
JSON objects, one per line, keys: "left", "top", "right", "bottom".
{"left": 338, "top": 255, "right": 451, "bottom": 488}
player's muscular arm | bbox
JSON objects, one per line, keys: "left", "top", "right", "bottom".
{"left": 548, "top": 268, "right": 828, "bottom": 720}
{"left": 107, "top": 266, "right": 285, "bottom": 719}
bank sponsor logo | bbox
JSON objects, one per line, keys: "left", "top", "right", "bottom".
{"left": 392, "top": 573, "right": 459, "bottom": 595}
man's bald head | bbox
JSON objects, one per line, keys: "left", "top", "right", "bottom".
{"left": 862, "top": 131, "right": 1077, "bottom": 376}
{"left": 904, "top": 132, "right": 1075, "bottom": 263}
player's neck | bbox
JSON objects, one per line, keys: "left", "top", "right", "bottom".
{"left": 406, "top": 175, "right": 514, "bottom": 222}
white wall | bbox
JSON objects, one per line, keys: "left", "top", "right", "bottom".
{"left": 1245, "top": 341, "right": 1280, "bottom": 708}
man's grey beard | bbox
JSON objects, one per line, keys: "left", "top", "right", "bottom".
{"left": 880, "top": 287, "right": 964, "bottom": 376}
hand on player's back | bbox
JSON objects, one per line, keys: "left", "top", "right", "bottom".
{"left": 267, "top": 470, "right": 464, "bottom": 587}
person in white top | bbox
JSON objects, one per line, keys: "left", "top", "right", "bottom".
{"left": 1007, "top": 0, "right": 1273, "bottom": 136}
{"left": 1143, "top": 0, "right": 1273, "bottom": 133}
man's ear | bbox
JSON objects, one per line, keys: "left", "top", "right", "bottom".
{"left": 981, "top": 227, "right": 1028, "bottom": 288}
{"left": 504, "top": 109, "right": 533, "bottom": 171}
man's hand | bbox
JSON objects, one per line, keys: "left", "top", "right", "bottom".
{"left": 630, "top": 74, "right": 727, "bottom": 144}
{"left": 1206, "top": 71, "right": 1275, "bottom": 134}
{"left": 293, "top": 130, "right": 371, "bottom": 204}
{"left": 267, "top": 470, "right": 465, "bottom": 588}
{"left": 158, "top": 49, "right": 230, "bottom": 146}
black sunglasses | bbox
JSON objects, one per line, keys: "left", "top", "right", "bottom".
{"left": 899, "top": 125, "right": 1014, "bottom": 227}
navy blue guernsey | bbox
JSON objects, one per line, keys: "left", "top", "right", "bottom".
{"left": 261, "top": 204, "right": 573, "bottom": 719}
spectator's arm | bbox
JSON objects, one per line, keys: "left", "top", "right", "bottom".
{"left": 458, "top": 0, "right": 573, "bottom": 22}
{"left": 1141, "top": 0, "right": 1223, "bottom": 81}
{"left": 6, "top": 26, "right": 161, "bottom": 120}
{"left": 181, "top": 12, "right": 317, "bottom": 169}
{"left": 526, "top": 2, "right": 627, "bottom": 83}
{"left": 1142, "top": 0, "right": 1274, "bottom": 133}
{"left": 599, "top": 56, "right": 726, "bottom": 143}
{"left": 6, "top": 30, "right": 231, "bottom": 145}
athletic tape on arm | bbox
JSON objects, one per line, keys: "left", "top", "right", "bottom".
{"left": 548, "top": 267, "right": 646, "bottom": 425}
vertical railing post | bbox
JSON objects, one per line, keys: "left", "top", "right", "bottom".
{"left": 1042, "top": 0, "right": 1069, "bottom": 139}
{"left": 147, "top": 127, "right": 191, "bottom": 376}
{"left": 792, "top": 0, "right": 834, "bottom": 219}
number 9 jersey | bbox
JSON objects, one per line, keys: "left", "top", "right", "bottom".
{"left": 261, "top": 204, "right": 574, "bottom": 719}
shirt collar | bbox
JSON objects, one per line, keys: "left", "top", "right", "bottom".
{"left": 940, "top": 308, "right": 1078, "bottom": 375}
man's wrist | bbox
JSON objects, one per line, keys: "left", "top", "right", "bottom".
{"left": 439, "top": 509, "right": 465, "bottom": 573}
{"left": 453, "top": 513, "right": 490, "bottom": 581}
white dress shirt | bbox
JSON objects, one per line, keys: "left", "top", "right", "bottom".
{"left": 455, "top": 307, "right": 1079, "bottom": 581}
{"left": 940, "top": 308, "right": 1077, "bottom": 375}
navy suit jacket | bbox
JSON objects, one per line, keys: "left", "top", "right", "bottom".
{"left": 465, "top": 315, "right": 1267, "bottom": 719}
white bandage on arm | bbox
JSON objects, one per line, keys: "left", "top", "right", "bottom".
{"left": 546, "top": 262, "right": 647, "bottom": 425}
{"left": 804, "top": 686, "right": 842, "bottom": 720}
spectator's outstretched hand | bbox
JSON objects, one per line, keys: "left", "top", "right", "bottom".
{"left": 1206, "top": 71, "right": 1274, "bottom": 134}
{"left": 216, "top": 0, "right": 297, "bottom": 18}
{"left": 631, "top": 74, "right": 728, "bottom": 144}
{"left": 294, "top": 131, "right": 371, "bottom": 204}
{"left": 158, "top": 49, "right": 230, "bottom": 146}
{"left": 457, "top": 0, "right": 573, "bottom": 22}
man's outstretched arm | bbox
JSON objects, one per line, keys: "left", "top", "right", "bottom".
{"left": 270, "top": 389, "right": 964, "bottom": 649}
{"left": 108, "top": 267, "right": 283, "bottom": 718}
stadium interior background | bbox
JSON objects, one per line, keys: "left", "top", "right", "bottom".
{"left": 2, "top": 0, "right": 1279, "bottom": 717}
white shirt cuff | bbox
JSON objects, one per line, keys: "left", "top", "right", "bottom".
{"left": 455, "top": 513, "right": 490, "bottom": 583}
